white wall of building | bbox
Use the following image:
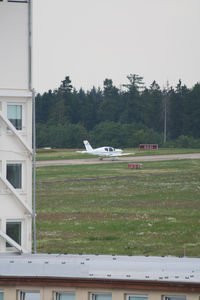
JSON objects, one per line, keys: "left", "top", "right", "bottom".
{"left": 0, "top": 0, "right": 32, "bottom": 253}
{"left": 0, "top": 1, "right": 30, "bottom": 90}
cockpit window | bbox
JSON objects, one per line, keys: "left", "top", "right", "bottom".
{"left": 109, "top": 147, "right": 113, "bottom": 151}
{"left": 105, "top": 148, "right": 108, "bottom": 151}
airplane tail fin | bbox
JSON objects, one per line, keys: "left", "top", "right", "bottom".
{"left": 83, "top": 140, "right": 93, "bottom": 152}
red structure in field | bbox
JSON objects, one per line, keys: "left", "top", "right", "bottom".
{"left": 139, "top": 144, "right": 158, "bottom": 150}
{"left": 128, "top": 163, "right": 142, "bottom": 169}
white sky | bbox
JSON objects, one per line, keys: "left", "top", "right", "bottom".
{"left": 33, "top": 0, "right": 200, "bottom": 93}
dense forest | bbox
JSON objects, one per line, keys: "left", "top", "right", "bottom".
{"left": 36, "top": 74, "right": 200, "bottom": 149}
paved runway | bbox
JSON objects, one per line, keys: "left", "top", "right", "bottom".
{"left": 36, "top": 153, "right": 200, "bottom": 167}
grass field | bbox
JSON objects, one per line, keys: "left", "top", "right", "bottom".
{"left": 36, "top": 157, "right": 200, "bottom": 257}
{"left": 36, "top": 147, "right": 200, "bottom": 161}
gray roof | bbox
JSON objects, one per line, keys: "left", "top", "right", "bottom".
{"left": 0, "top": 254, "right": 200, "bottom": 283}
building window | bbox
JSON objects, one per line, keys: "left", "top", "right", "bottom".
{"left": 0, "top": 291, "right": 4, "bottom": 300}
{"left": 90, "top": 294, "right": 112, "bottom": 300}
{"left": 18, "top": 291, "right": 40, "bottom": 300}
{"left": 6, "top": 163, "right": 22, "bottom": 189}
{"left": 55, "top": 292, "right": 75, "bottom": 300}
{"left": 7, "top": 104, "right": 22, "bottom": 130}
{"left": 6, "top": 221, "right": 21, "bottom": 247}
{"left": 163, "top": 297, "right": 186, "bottom": 300}
{"left": 127, "top": 296, "right": 148, "bottom": 300}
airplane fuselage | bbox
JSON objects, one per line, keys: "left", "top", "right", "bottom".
{"left": 87, "top": 146, "right": 123, "bottom": 157}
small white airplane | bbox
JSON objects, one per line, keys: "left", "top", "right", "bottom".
{"left": 77, "top": 140, "right": 134, "bottom": 160}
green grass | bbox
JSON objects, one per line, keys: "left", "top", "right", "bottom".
{"left": 36, "top": 159, "right": 200, "bottom": 257}
{"left": 36, "top": 148, "right": 86, "bottom": 161}
{"left": 36, "top": 147, "right": 200, "bottom": 161}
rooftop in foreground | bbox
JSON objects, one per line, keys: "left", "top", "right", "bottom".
{"left": 0, "top": 254, "right": 199, "bottom": 284}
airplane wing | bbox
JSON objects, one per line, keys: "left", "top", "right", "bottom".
{"left": 110, "top": 152, "right": 135, "bottom": 157}
{"left": 76, "top": 150, "right": 88, "bottom": 153}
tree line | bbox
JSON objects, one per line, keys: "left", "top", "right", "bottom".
{"left": 36, "top": 75, "right": 200, "bottom": 149}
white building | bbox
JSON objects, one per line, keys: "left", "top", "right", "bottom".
{"left": 0, "top": 0, "right": 33, "bottom": 253}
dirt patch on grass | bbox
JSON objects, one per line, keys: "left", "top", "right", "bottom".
{"left": 37, "top": 171, "right": 200, "bottom": 184}
{"left": 37, "top": 212, "right": 111, "bottom": 221}
{"left": 37, "top": 211, "right": 160, "bottom": 222}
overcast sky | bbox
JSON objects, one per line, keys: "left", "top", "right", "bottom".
{"left": 32, "top": 0, "right": 200, "bottom": 93}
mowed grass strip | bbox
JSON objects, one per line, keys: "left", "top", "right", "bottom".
{"left": 37, "top": 158, "right": 199, "bottom": 181}
{"left": 36, "top": 159, "right": 200, "bottom": 257}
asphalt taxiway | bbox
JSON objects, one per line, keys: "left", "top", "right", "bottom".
{"left": 36, "top": 153, "right": 200, "bottom": 167}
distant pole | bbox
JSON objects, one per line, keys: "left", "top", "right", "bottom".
{"left": 163, "top": 94, "right": 167, "bottom": 144}
{"left": 163, "top": 82, "right": 169, "bottom": 144}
